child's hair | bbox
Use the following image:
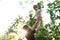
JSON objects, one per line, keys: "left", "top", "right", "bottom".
{"left": 23, "top": 25, "right": 28, "bottom": 29}
{"left": 33, "top": 5, "right": 38, "bottom": 9}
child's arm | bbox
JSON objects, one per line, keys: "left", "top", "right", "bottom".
{"left": 33, "top": 14, "right": 36, "bottom": 19}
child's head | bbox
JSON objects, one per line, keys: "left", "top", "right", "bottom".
{"left": 33, "top": 5, "right": 38, "bottom": 11}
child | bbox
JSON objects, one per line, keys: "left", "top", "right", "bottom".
{"left": 33, "top": 5, "right": 42, "bottom": 30}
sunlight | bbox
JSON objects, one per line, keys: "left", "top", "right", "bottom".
{"left": 16, "top": 24, "right": 27, "bottom": 40}
{"left": 19, "top": 29, "right": 27, "bottom": 40}
{"left": 19, "top": 29, "right": 27, "bottom": 37}
{"left": 9, "top": 25, "right": 28, "bottom": 40}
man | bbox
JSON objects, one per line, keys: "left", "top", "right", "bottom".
{"left": 23, "top": 25, "right": 36, "bottom": 40}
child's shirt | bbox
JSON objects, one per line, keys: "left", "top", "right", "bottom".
{"left": 35, "top": 9, "right": 42, "bottom": 21}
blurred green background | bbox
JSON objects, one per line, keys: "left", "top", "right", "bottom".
{"left": 0, "top": 0, "right": 60, "bottom": 40}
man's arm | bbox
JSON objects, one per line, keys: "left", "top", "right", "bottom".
{"left": 32, "top": 20, "right": 41, "bottom": 31}
{"left": 32, "top": 21, "right": 38, "bottom": 30}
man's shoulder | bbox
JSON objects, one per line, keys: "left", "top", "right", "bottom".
{"left": 31, "top": 29, "right": 36, "bottom": 33}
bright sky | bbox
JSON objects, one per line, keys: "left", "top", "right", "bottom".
{"left": 0, "top": 0, "right": 53, "bottom": 35}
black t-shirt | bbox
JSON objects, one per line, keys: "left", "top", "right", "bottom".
{"left": 25, "top": 29, "right": 36, "bottom": 40}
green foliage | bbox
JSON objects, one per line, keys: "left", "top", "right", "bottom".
{"left": 37, "top": 1, "right": 44, "bottom": 10}
{"left": 35, "top": 27, "right": 50, "bottom": 40}
{"left": 8, "top": 16, "right": 25, "bottom": 33}
{"left": 46, "top": 0, "right": 60, "bottom": 40}
{"left": 0, "top": 0, "right": 60, "bottom": 40}
{"left": 26, "top": 13, "right": 36, "bottom": 27}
